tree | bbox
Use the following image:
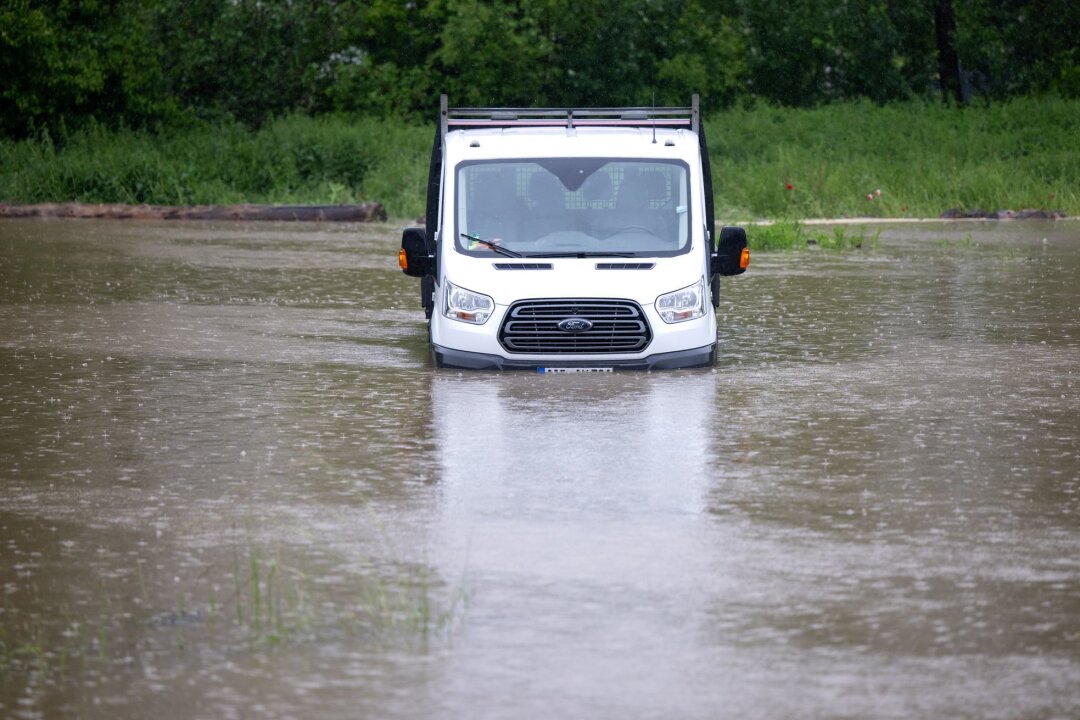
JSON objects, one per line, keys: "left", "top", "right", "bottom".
{"left": 153, "top": 0, "right": 346, "bottom": 125}
{"left": 435, "top": 0, "right": 552, "bottom": 107}
{"left": 654, "top": 1, "right": 748, "bottom": 109}
{"left": 0, "top": 0, "right": 166, "bottom": 137}
{"left": 935, "top": 0, "right": 965, "bottom": 102}
{"left": 953, "top": 0, "right": 1080, "bottom": 98}
{"left": 737, "top": 0, "right": 940, "bottom": 106}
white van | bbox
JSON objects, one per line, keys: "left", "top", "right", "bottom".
{"left": 399, "top": 95, "right": 749, "bottom": 371}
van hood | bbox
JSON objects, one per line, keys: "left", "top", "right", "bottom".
{"left": 440, "top": 253, "right": 704, "bottom": 307}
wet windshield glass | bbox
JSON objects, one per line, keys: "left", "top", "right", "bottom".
{"left": 455, "top": 159, "right": 690, "bottom": 257}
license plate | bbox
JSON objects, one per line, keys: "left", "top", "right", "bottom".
{"left": 537, "top": 367, "right": 614, "bottom": 373}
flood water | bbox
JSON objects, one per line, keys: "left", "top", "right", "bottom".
{"left": 1, "top": 218, "right": 1078, "bottom": 719}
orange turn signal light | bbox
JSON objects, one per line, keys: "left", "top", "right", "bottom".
{"left": 398, "top": 248, "right": 408, "bottom": 271}
{"left": 739, "top": 247, "right": 751, "bottom": 270}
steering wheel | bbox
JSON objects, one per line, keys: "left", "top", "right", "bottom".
{"left": 612, "top": 225, "right": 653, "bottom": 235}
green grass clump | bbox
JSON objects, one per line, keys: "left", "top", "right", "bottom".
{"left": 747, "top": 221, "right": 880, "bottom": 251}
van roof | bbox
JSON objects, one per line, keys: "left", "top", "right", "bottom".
{"left": 441, "top": 94, "right": 701, "bottom": 138}
{"left": 444, "top": 126, "right": 697, "bottom": 161}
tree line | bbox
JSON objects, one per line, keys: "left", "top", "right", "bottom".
{"left": 2, "top": 0, "right": 1077, "bottom": 138}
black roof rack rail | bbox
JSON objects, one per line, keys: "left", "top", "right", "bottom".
{"left": 439, "top": 94, "right": 700, "bottom": 139}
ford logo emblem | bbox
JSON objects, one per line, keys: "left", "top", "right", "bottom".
{"left": 557, "top": 317, "right": 593, "bottom": 333}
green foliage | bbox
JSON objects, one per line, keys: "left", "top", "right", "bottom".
{"left": 746, "top": 221, "right": 810, "bottom": 251}
{"left": 153, "top": 0, "right": 348, "bottom": 125}
{"left": 748, "top": 222, "right": 880, "bottom": 251}
{"left": 955, "top": 0, "right": 1080, "bottom": 98}
{"left": 0, "top": 0, "right": 170, "bottom": 137}
{"left": 436, "top": 0, "right": 552, "bottom": 107}
{"left": 3, "top": 99, "right": 1077, "bottom": 221}
{"left": 0, "top": 115, "right": 431, "bottom": 216}
{"left": 737, "top": 0, "right": 940, "bottom": 106}
{"left": 655, "top": 3, "right": 747, "bottom": 107}
{"left": 707, "top": 96, "right": 1080, "bottom": 219}
{"left": 3, "top": 0, "right": 1080, "bottom": 138}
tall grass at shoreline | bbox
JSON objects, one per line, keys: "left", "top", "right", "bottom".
{"left": 707, "top": 97, "right": 1080, "bottom": 220}
{"left": 2, "top": 97, "right": 1078, "bottom": 221}
{"left": 0, "top": 115, "right": 431, "bottom": 218}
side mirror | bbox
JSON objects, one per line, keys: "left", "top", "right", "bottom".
{"left": 711, "top": 225, "right": 750, "bottom": 276}
{"left": 399, "top": 227, "right": 435, "bottom": 278}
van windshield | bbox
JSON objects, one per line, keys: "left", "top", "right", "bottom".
{"left": 455, "top": 158, "right": 691, "bottom": 258}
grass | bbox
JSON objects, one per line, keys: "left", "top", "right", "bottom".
{"left": 0, "top": 539, "right": 468, "bottom": 689}
{"left": 707, "top": 96, "right": 1080, "bottom": 220}
{"left": 745, "top": 221, "right": 882, "bottom": 252}
{"left": 747, "top": 222, "right": 881, "bottom": 253}
{"left": 0, "top": 115, "right": 431, "bottom": 218}
{"left": 1, "top": 97, "right": 1078, "bottom": 222}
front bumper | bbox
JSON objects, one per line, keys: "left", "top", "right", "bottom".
{"left": 431, "top": 343, "right": 716, "bottom": 371}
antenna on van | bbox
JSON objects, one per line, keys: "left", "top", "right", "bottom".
{"left": 651, "top": 90, "right": 657, "bottom": 144}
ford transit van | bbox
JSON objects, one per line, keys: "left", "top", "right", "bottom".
{"left": 399, "top": 94, "right": 748, "bottom": 371}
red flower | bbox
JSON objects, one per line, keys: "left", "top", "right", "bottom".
{"left": 785, "top": 182, "right": 794, "bottom": 191}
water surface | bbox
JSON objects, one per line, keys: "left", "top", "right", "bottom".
{"left": 1, "top": 219, "right": 1078, "bottom": 719}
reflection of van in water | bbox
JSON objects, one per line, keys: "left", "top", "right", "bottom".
{"left": 399, "top": 95, "right": 749, "bottom": 371}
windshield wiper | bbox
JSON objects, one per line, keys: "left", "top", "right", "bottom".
{"left": 524, "top": 251, "right": 638, "bottom": 258}
{"left": 460, "top": 233, "right": 523, "bottom": 258}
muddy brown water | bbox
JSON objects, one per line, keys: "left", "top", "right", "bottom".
{"left": 1, "top": 219, "right": 1078, "bottom": 719}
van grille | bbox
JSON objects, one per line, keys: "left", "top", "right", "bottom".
{"left": 595, "top": 263, "right": 655, "bottom": 270}
{"left": 493, "top": 263, "right": 554, "bottom": 270}
{"left": 499, "top": 299, "right": 651, "bottom": 354}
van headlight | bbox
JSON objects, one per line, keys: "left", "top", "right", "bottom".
{"left": 656, "top": 276, "right": 707, "bottom": 323}
{"left": 444, "top": 280, "right": 494, "bottom": 324}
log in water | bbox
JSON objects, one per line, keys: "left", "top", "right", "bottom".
{"left": 0, "top": 202, "right": 387, "bottom": 222}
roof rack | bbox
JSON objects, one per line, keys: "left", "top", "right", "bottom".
{"left": 439, "top": 94, "right": 699, "bottom": 139}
